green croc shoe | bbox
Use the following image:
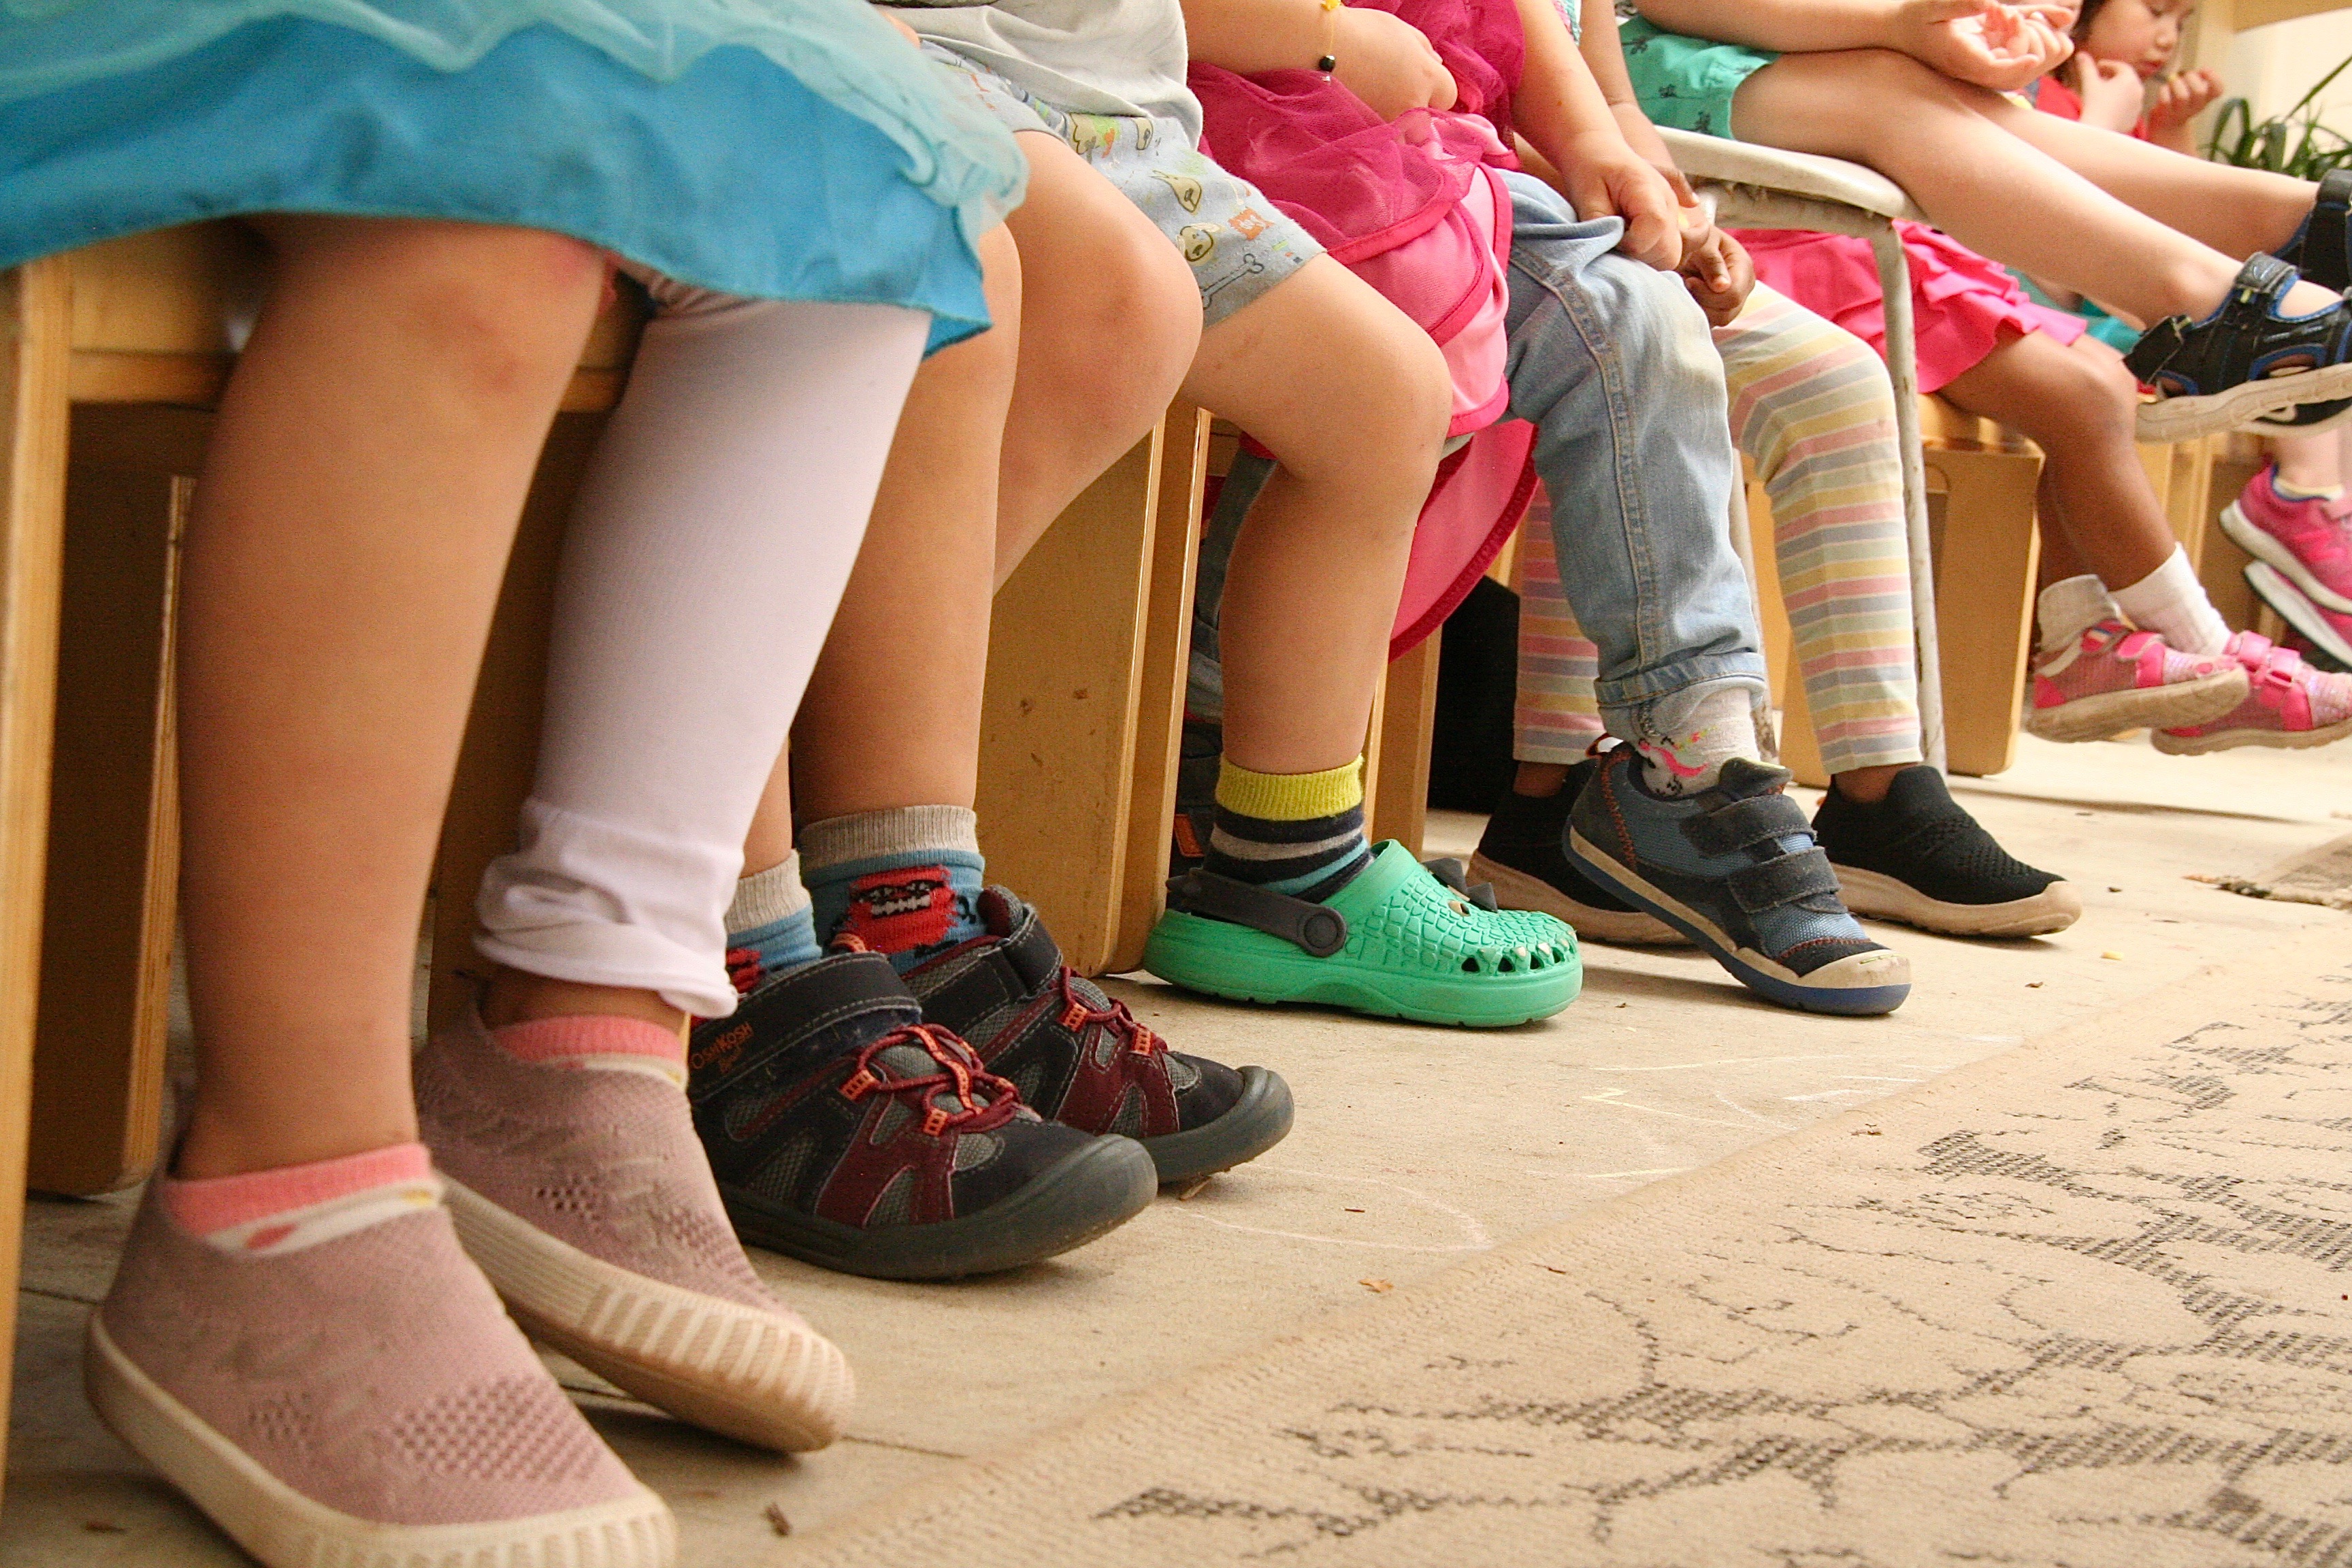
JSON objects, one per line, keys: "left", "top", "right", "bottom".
{"left": 1141, "top": 842, "right": 1580, "bottom": 1027}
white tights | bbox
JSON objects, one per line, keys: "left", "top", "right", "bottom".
{"left": 474, "top": 279, "right": 926, "bottom": 1017}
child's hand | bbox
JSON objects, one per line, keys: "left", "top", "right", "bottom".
{"left": 1898, "top": 0, "right": 2072, "bottom": 91}
{"left": 1558, "top": 135, "right": 1685, "bottom": 270}
{"left": 2078, "top": 56, "right": 2147, "bottom": 131}
{"left": 2148, "top": 68, "right": 2223, "bottom": 137}
{"left": 1681, "top": 225, "right": 1753, "bottom": 325}
{"left": 1332, "top": 8, "right": 1458, "bottom": 120}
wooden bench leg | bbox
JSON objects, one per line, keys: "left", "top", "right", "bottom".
{"left": 1111, "top": 403, "right": 1207, "bottom": 975}
{"left": 976, "top": 427, "right": 1171, "bottom": 978}
{"left": 28, "top": 408, "right": 209, "bottom": 1197}
{"left": 1924, "top": 447, "right": 2042, "bottom": 777}
{"left": 0, "top": 257, "right": 76, "bottom": 1501}
{"left": 1367, "top": 635, "right": 1439, "bottom": 858}
{"left": 425, "top": 414, "right": 605, "bottom": 1034}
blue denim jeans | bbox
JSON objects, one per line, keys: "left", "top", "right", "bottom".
{"left": 1498, "top": 171, "right": 1763, "bottom": 742}
{"left": 1187, "top": 172, "right": 1765, "bottom": 745}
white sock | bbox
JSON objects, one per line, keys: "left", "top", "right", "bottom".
{"left": 2111, "top": 546, "right": 2229, "bottom": 657}
{"left": 1637, "top": 685, "right": 1760, "bottom": 794}
{"left": 2036, "top": 574, "right": 2122, "bottom": 655}
{"left": 725, "top": 850, "right": 811, "bottom": 934}
{"left": 2273, "top": 471, "right": 2342, "bottom": 502}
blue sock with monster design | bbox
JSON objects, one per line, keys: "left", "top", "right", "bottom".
{"left": 799, "top": 805, "right": 989, "bottom": 975}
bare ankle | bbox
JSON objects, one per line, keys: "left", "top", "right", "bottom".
{"left": 1832, "top": 764, "right": 1905, "bottom": 805}
{"left": 480, "top": 967, "right": 685, "bottom": 1036}
{"left": 1512, "top": 761, "right": 1571, "bottom": 798}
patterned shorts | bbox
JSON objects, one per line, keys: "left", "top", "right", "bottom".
{"left": 920, "top": 43, "right": 1321, "bottom": 327}
{"left": 1616, "top": 16, "right": 1779, "bottom": 141}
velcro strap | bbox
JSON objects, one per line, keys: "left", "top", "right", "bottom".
{"left": 1727, "top": 847, "right": 1842, "bottom": 915}
{"left": 690, "top": 951, "right": 913, "bottom": 1099}
{"left": 1166, "top": 870, "right": 1349, "bottom": 956}
{"left": 2125, "top": 316, "right": 2187, "bottom": 382}
{"left": 917, "top": 947, "right": 1028, "bottom": 1032}
{"left": 991, "top": 889, "right": 1064, "bottom": 991}
{"left": 1682, "top": 793, "right": 1807, "bottom": 858}
{"left": 2236, "top": 251, "right": 2296, "bottom": 304}
{"left": 2310, "top": 169, "right": 2352, "bottom": 287}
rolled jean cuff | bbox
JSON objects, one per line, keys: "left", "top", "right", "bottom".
{"left": 474, "top": 798, "right": 740, "bottom": 1019}
{"left": 1597, "top": 666, "right": 1769, "bottom": 746}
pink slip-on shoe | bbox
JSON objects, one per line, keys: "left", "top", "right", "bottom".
{"left": 2154, "top": 630, "right": 2352, "bottom": 753}
{"left": 2221, "top": 464, "right": 2352, "bottom": 614}
{"left": 88, "top": 1172, "right": 671, "bottom": 1568}
{"left": 415, "top": 1012, "right": 853, "bottom": 1452}
{"left": 2021, "top": 620, "right": 2248, "bottom": 742}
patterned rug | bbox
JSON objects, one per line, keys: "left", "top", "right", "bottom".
{"left": 781, "top": 924, "right": 2352, "bottom": 1568}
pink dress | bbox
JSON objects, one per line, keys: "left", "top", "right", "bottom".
{"left": 1190, "top": 0, "right": 1537, "bottom": 657}
{"left": 1731, "top": 222, "right": 2087, "bottom": 393}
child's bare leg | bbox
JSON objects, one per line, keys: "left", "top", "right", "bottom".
{"left": 2273, "top": 427, "right": 2344, "bottom": 493}
{"left": 176, "top": 216, "right": 602, "bottom": 1181}
{"left": 1183, "top": 257, "right": 1452, "bottom": 772}
{"left": 1733, "top": 51, "right": 2323, "bottom": 325}
{"left": 788, "top": 226, "right": 1023, "bottom": 823}
{"left": 1940, "top": 331, "right": 2176, "bottom": 589}
{"left": 994, "top": 133, "right": 1205, "bottom": 582}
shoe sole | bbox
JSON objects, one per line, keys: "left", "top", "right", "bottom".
{"left": 1142, "top": 913, "right": 1580, "bottom": 1028}
{"left": 440, "top": 1178, "right": 853, "bottom": 1452}
{"left": 1565, "top": 829, "right": 1910, "bottom": 1016}
{"left": 723, "top": 1135, "right": 1158, "bottom": 1281}
{"left": 2135, "top": 361, "right": 2352, "bottom": 443}
{"left": 2247, "top": 559, "right": 2352, "bottom": 666}
{"left": 1140, "top": 1066, "right": 1296, "bottom": 1185}
{"left": 1467, "top": 853, "right": 1688, "bottom": 945}
{"left": 1833, "top": 866, "right": 2084, "bottom": 938}
{"left": 85, "top": 1315, "right": 675, "bottom": 1568}
{"left": 2253, "top": 399, "right": 2352, "bottom": 436}
{"left": 2151, "top": 711, "right": 2352, "bottom": 753}
{"left": 2222, "top": 503, "right": 2352, "bottom": 615}
{"left": 2020, "top": 666, "right": 2248, "bottom": 742}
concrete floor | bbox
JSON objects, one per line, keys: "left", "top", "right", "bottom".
{"left": 4, "top": 733, "right": 2349, "bottom": 1565}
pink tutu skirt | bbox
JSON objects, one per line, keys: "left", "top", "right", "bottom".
{"left": 1732, "top": 221, "right": 2086, "bottom": 393}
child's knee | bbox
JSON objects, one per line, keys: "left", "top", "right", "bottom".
{"left": 1333, "top": 314, "right": 1454, "bottom": 458}
{"left": 374, "top": 223, "right": 604, "bottom": 399}
{"left": 1038, "top": 216, "right": 1200, "bottom": 421}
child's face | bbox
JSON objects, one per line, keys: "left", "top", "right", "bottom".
{"left": 2083, "top": 0, "right": 2195, "bottom": 78}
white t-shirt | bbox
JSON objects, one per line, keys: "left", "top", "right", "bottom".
{"left": 909, "top": 0, "right": 1204, "bottom": 143}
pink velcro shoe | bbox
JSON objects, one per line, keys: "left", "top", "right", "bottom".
{"left": 2154, "top": 630, "right": 2352, "bottom": 753}
{"left": 2221, "top": 464, "right": 2352, "bottom": 614}
{"left": 416, "top": 1012, "right": 853, "bottom": 1452}
{"left": 2022, "top": 620, "right": 2249, "bottom": 742}
{"left": 89, "top": 1176, "right": 671, "bottom": 1568}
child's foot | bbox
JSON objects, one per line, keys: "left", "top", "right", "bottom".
{"left": 2153, "top": 630, "right": 2352, "bottom": 753}
{"left": 415, "top": 1014, "right": 853, "bottom": 1452}
{"left": 1811, "top": 765, "right": 2080, "bottom": 938}
{"left": 686, "top": 947, "right": 1158, "bottom": 1280}
{"left": 1566, "top": 747, "right": 1910, "bottom": 1016}
{"left": 907, "top": 887, "right": 1294, "bottom": 1183}
{"left": 2247, "top": 558, "right": 2352, "bottom": 668}
{"left": 2022, "top": 620, "right": 2249, "bottom": 742}
{"left": 2128, "top": 255, "right": 2352, "bottom": 442}
{"left": 1145, "top": 841, "right": 1580, "bottom": 1028}
{"left": 90, "top": 1162, "right": 671, "bottom": 1568}
{"left": 1466, "top": 761, "right": 1683, "bottom": 945}
{"left": 2221, "top": 464, "right": 2352, "bottom": 614}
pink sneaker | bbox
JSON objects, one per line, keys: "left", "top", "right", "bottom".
{"left": 2220, "top": 465, "right": 2352, "bottom": 614}
{"left": 89, "top": 1174, "right": 671, "bottom": 1568}
{"left": 2155, "top": 630, "right": 2352, "bottom": 753}
{"left": 2022, "top": 620, "right": 2249, "bottom": 742}
{"left": 2247, "top": 558, "right": 2352, "bottom": 668}
{"left": 415, "top": 1013, "right": 853, "bottom": 1453}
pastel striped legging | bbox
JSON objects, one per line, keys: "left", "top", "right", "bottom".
{"left": 1514, "top": 284, "right": 1921, "bottom": 778}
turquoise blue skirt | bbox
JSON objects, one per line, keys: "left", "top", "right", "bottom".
{"left": 0, "top": 14, "right": 1021, "bottom": 348}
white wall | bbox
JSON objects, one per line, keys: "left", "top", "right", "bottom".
{"left": 2219, "top": 9, "right": 2352, "bottom": 135}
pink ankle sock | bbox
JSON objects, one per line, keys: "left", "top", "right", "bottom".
{"left": 165, "top": 1141, "right": 436, "bottom": 1255}
{"left": 489, "top": 1015, "right": 685, "bottom": 1081}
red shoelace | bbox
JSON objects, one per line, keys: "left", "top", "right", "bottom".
{"left": 1054, "top": 966, "right": 1162, "bottom": 1058}
{"left": 840, "top": 1022, "right": 1024, "bottom": 1137}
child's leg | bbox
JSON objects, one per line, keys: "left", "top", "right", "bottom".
{"left": 177, "top": 216, "right": 602, "bottom": 1180}
{"left": 1185, "top": 256, "right": 1452, "bottom": 778}
{"left": 1939, "top": 330, "right": 2257, "bottom": 737}
{"left": 472, "top": 286, "right": 928, "bottom": 1020}
{"left": 1733, "top": 51, "right": 2319, "bottom": 327}
{"left": 112, "top": 214, "right": 669, "bottom": 1559}
{"left": 1490, "top": 175, "right": 1907, "bottom": 1013}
